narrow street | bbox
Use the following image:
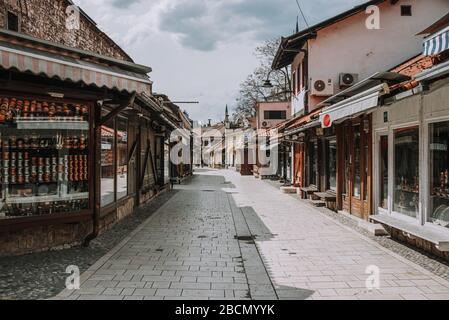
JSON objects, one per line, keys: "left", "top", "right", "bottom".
{"left": 56, "top": 169, "right": 449, "bottom": 300}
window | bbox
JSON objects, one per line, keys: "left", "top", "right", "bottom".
{"left": 302, "top": 61, "right": 306, "bottom": 90}
{"left": 0, "top": 97, "right": 90, "bottom": 218}
{"left": 292, "top": 70, "right": 297, "bottom": 95}
{"left": 394, "top": 127, "right": 419, "bottom": 218}
{"left": 429, "top": 122, "right": 449, "bottom": 228}
{"left": 353, "top": 125, "right": 361, "bottom": 198}
{"left": 327, "top": 139, "right": 337, "bottom": 192}
{"left": 140, "top": 124, "right": 156, "bottom": 191}
{"left": 307, "top": 140, "right": 318, "bottom": 186}
{"left": 343, "top": 126, "right": 350, "bottom": 195}
{"left": 264, "top": 111, "right": 287, "bottom": 120}
{"left": 116, "top": 118, "right": 128, "bottom": 200}
{"left": 379, "top": 135, "right": 389, "bottom": 210}
{"left": 101, "top": 119, "right": 115, "bottom": 207}
{"left": 401, "top": 5, "right": 412, "bottom": 16}
{"left": 7, "top": 11, "right": 19, "bottom": 32}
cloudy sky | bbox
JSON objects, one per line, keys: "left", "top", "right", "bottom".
{"left": 73, "top": 0, "right": 366, "bottom": 123}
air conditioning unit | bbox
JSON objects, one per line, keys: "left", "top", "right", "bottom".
{"left": 339, "top": 73, "right": 359, "bottom": 88}
{"left": 311, "top": 78, "right": 334, "bottom": 96}
{"left": 261, "top": 121, "right": 271, "bottom": 128}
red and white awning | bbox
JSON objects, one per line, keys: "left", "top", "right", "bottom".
{"left": 0, "top": 43, "right": 152, "bottom": 94}
{"left": 319, "top": 84, "right": 390, "bottom": 128}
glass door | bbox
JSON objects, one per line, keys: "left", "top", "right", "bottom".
{"left": 393, "top": 127, "right": 419, "bottom": 218}
{"left": 326, "top": 138, "right": 337, "bottom": 192}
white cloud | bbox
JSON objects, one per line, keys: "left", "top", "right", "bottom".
{"left": 72, "top": 0, "right": 367, "bottom": 122}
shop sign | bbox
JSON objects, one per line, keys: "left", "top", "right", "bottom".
{"left": 321, "top": 114, "right": 332, "bottom": 128}
{"left": 102, "top": 143, "right": 112, "bottom": 150}
{"left": 430, "top": 143, "right": 448, "bottom": 151}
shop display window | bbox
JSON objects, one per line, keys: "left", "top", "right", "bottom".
{"left": 117, "top": 118, "right": 128, "bottom": 200}
{"left": 101, "top": 119, "right": 115, "bottom": 207}
{"left": 429, "top": 122, "right": 449, "bottom": 228}
{"left": 0, "top": 96, "right": 89, "bottom": 219}
{"left": 394, "top": 127, "right": 419, "bottom": 218}
{"left": 327, "top": 139, "right": 337, "bottom": 192}
{"left": 343, "top": 127, "right": 350, "bottom": 195}
{"left": 140, "top": 125, "right": 155, "bottom": 191}
{"left": 379, "top": 135, "right": 389, "bottom": 210}
{"left": 353, "top": 125, "right": 361, "bottom": 198}
{"left": 307, "top": 140, "right": 318, "bottom": 186}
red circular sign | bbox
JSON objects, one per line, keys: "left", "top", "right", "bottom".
{"left": 323, "top": 114, "right": 331, "bottom": 128}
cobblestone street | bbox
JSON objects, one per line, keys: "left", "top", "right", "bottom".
{"left": 55, "top": 169, "right": 449, "bottom": 300}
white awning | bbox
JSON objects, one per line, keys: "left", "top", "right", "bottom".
{"left": 423, "top": 26, "right": 449, "bottom": 56}
{"left": 319, "top": 84, "right": 390, "bottom": 128}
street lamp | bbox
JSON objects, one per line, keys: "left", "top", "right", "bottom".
{"left": 262, "top": 69, "right": 292, "bottom": 94}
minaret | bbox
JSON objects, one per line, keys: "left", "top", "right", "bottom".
{"left": 224, "top": 105, "right": 230, "bottom": 128}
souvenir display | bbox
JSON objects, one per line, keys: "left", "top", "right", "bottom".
{"left": 0, "top": 96, "right": 89, "bottom": 218}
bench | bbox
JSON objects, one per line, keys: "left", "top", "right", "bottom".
{"left": 315, "top": 190, "right": 337, "bottom": 211}
{"left": 300, "top": 185, "right": 318, "bottom": 200}
{"left": 371, "top": 214, "right": 449, "bottom": 251}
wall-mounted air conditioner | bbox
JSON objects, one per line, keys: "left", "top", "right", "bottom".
{"left": 261, "top": 121, "right": 271, "bottom": 128}
{"left": 311, "top": 78, "right": 334, "bottom": 96}
{"left": 339, "top": 73, "right": 359, "bottom": 88}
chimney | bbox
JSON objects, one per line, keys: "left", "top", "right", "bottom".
{"left": 208, "top": 119, "right": 212, "bottom": 127}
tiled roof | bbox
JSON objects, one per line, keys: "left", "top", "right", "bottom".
{"left": 390, "top": 55, "right": 435, "bottom": 91}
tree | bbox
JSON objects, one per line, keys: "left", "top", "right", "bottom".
{"left": 235, "top": 38, "right": 291, "bottom": 119}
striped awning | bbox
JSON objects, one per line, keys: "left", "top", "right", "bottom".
{"left": 0, "top": 42, "right": 152, "bottom": 94}
{"left": 319, "top": 84, "right": 390, "bottom": 128}
{"left": 424, "top": 26, "right": 449, "bottom": 56}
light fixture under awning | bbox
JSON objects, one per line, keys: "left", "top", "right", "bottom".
{"left": 319, "top": 83, "right": 390, "bottom": 128}
{"left": 423, "top": 26, "right": 449, "bottom": 56}
{"left": 0, "top": 42, "right": 152, "bottom": 94}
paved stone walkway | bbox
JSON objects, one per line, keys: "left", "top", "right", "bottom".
{"left": 56, "top": 169, "right": 449, "bottom": 300}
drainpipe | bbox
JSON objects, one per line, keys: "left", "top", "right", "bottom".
{"left": 300, "top": 43, "right": 309, "bottom": 115}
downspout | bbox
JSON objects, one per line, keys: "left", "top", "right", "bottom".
{"left": 300, "top": 43, "right": 309, "bottom": 115}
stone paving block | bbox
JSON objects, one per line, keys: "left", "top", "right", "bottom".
{"left": 155, "top": 289, "right": 182, "bottom": 297}
{"left": 182, "top": 290, "right": 225, "bottom": 298}
{"left": 116, "top": 281, "right": 146, "bottom": 289}
{"left": 211, "top": 282, "right": 249, "bottom": 290}
{"left": 103, "top": 288, "right": 124, "bottom": 296}
{"left": 170, "top": 282, "right": 212, "bottom": 290}
{"left": 197, "top": 277, "right": 235, "bottom": 283}
{"left": 133, "top": 289, "right": 157, "bottom": 296}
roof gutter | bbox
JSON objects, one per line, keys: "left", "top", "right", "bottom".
{"left": 415, "top": 59, "right": 449, "bottom": 82}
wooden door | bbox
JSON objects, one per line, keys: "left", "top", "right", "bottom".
{"left": 341, "top": 117, "right": 372, "bottom": 220}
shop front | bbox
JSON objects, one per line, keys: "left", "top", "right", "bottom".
{"left": 0, "top": 34, "right": 158, "bottom": 255}
{"left": 319, "top": 77, "right": 405, "bottom": 219}
{"left": 371, "top": 80, "right": 449, "bottom": 249}
{"left": 0, "top": 95, "right": 93, "bottom": 221}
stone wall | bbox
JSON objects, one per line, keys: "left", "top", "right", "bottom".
{"left": 98, "top": 197, "right": 135, "bottom": 235}
{"left": 0, "top": 0, "right": 130, "bottom": 61}
{"left": 0, "top": 220, "right": 93, "bottom": 257}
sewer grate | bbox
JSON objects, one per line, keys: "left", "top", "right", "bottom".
{"left": 234, "top": 235, "right": 257, "bottom": 241}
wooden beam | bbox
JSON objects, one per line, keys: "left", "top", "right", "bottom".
{"left": 100, "top": 92, "right": 136, "bottom": 126}
{"left": 128, "top": 139, "right": 138, "bottom": 165}
{"left": 147, "top": 139, "right": 158, "bottom": 188}
{"left": 140, "top": 143, "right": 151, "bottom": 189}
